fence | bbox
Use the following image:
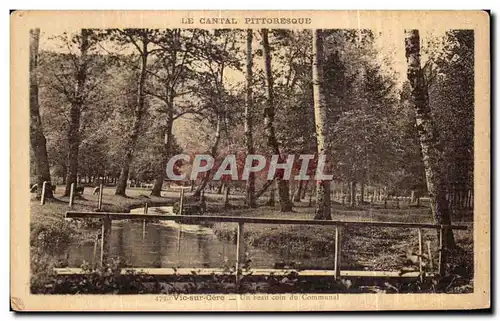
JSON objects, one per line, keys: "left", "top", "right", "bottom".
{"left": 61, "top": 210, "right": 468, "bottom": 284}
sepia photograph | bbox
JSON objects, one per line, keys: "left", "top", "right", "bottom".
{"left": 10, "top": 10, "right": 490, "bottom": 311}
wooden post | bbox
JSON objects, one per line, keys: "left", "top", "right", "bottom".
{"left": 179, "top": 188, "right": 185, "bottom": 215}
{"left": 438, "top": 226, "right": 446, "bottom": 276}
{"left": 334, "top": 225, "right": 342, "bottom": 280}
{"left": 418, "top": 228, "right": 423, "bottom": 281}
{"left": 98, "top": 184, "right": 104, "bottom": 210}
{"left": 40, "top": 181, "right": 47, "bottom": 205}
{"left": 142, "top": 203, "right": 148, "bottom": 240}
{"left": 235, "top": 222, "right": 245, "bottom": 289}
{"left": 92, "top": 233, "right": 99, "bottom": 270}
{"left": 69, "top": 183, "right": 75, "bottom": 208}
{"left": 426, "top": 240, "right": 433, "bottom": 270}
{"left": 100, "top": 215, "right": 111, "bottom": 267}
{"left": 177, "top": 189, "right": 184, "bottom": 252}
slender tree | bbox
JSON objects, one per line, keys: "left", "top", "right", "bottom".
{"left": 245, "top": 29, "right": 256, "bottom": 207}
{"left": 29, "top": 28, "right": 54, "bottom": 199}
{"left": 148, "top": 29, "right": 199, "bottom": 196}
{"left": 404, "top": 30, "right": 455, "bottom": 249}
{"left": 312, "top": 29, "right": 331, "bottom": 220}
{"left": 64, "top": 29, "right": 90, "bottom": 196}
{"left": 113, "top": 29, "right": 153, "bottom": 196}
{"left": 192, "top": 30, "right": 240, "bottom": 198}
{"left": 261, "top": 28, "right": 293, "bottom": 212}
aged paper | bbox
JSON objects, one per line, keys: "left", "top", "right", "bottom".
{"left": 11, "top": 10, "right": 489, "bottom": 311}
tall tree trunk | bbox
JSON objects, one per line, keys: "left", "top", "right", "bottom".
{"left": 404, "top": 30, "right": 455, "bottom": 249}
{"left": 261, "top": 28, "right": 293, "bottom": 212}
{"left": 151, "top": 111, "right": 174, "bottom": 197}
{"left": 64, "top": 29, "right": 90, "bottom": 196}
{"left": 245, "top": 29, "right": 257, "bottom": 208}
{"left": 29, "top": 28, "right": 53, "bottom": 199}
{"left": 116, "top": 40, "right": 149, "bottom": 196}
{"left": 312, "top": 29, "right": 331, "bottom": 220}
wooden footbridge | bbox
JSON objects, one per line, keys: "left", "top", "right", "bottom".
{"left": 55, "top": 209, "right": 468, "bottom": 285}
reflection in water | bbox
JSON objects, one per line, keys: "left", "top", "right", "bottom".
{"left": 67, "top": 207, "right": 283, "bottom": 269}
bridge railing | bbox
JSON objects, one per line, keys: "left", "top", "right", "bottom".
{"left": 65, "top": 210, "right": 468, "bottom": 281}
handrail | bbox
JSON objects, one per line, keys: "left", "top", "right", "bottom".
{"left": 65, "top": 210, "right": 469, "bottom": 281}
{"left": 65, "top": 211, "right": 469, "bottom": 230}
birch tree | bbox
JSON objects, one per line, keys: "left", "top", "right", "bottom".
{"left": 312, "top": 29, "right": 331, "bottom": 220}
{"left": 404, "top": 30, "right": 455, "bottom": 251}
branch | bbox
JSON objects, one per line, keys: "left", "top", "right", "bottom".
{"left": 116, "top": 29, "right": 143, "bottom": 55}
{"left": 51, "top": 72, "right": 75, "bottom": 102}
{"left": 145, "top": 90, "right": 170, "bottom": 105}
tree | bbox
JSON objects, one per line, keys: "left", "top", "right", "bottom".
{"left": 29, "top": 28, "right": 54, "bottom": 199}
{"left": 244, "top": 29, "right": 256, "bottom": 207}
{"left": 39, "top": 29, "right": 111, "bottom": 195}
{"left": 111, "top": 29, "right": 158, "bottom": 196}
{"left": 146, "top": 29, "right": 200, "bottom": 196}
{"left": 261, "top": 28, "right": 293, "bottom": 212}
{"left": 404, "top": 30, "right": 455, "bottom": 251}
{"left": 429, "top": 30, "right": 474, "bottom": 210}
{"left": 312, "top": 29, "right": 331, "bottom": 220}
{"left": 191, "top": 29, "right": 242, "bottom": 198}
{"left": 64, "top": 29, "right": 90, "bottom": 195}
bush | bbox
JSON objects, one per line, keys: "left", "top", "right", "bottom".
{"left": 30, "top": 220, "right": 74, "bottom": 293}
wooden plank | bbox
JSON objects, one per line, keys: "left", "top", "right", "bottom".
{"left": 54, "top": 268, "right": 435, "bottom": 279}
{"left": 65, "top": 212, "right": 469, "bottom": 230}
{"left": 235, "top": 222, "right": 245, "bottom": 287}
{"left": 100, "top": 216, "right": 111, "bottom": 267}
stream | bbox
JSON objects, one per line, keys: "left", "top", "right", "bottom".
{"left": 67, "top": 206, "right": 285, "bottom": 269}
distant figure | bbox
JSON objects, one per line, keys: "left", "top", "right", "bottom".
{"left": 92, "top": 186, "right": 101, "bottom": 195}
